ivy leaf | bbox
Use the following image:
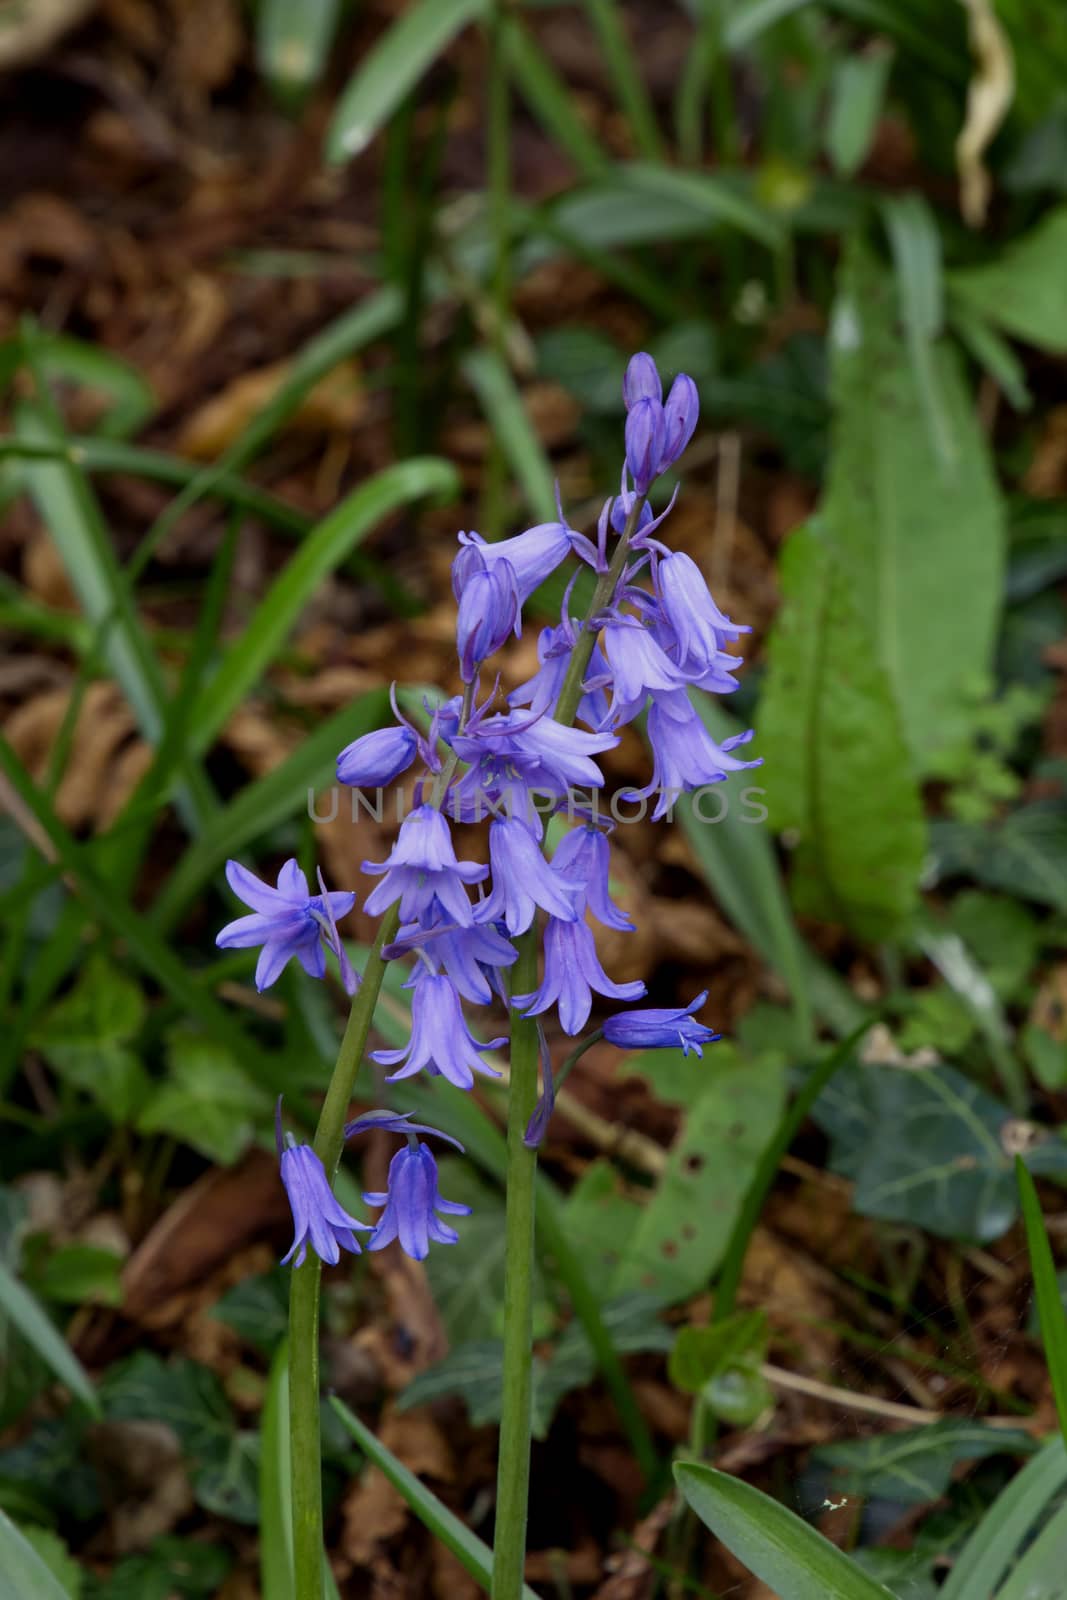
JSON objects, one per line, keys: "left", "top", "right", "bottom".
{"left": 30, "top": 955, "right": 149, "bottom": 1122}
{"left": 930, "top": 802, "right": 1067, "bottom": 910}
{"left": 814, "top": 1420, "right": 1035, "bottom": 1505}
{"left": 669, "top": 1311, "right": 768, "bottom": 1397}
{"left": 136, "top": 1030, "right": 272, "bottom": 1164}
{"left": 757, "top": 522, "right": 926, "bottom": 938}
{"left": 813, "top": 1061, "right": 1067, "bottom": 1242}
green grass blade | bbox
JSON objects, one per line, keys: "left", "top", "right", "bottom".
{"left": 151, "top": 688, "right": 390, "bottom": 934}
{"left": 257, "top": 0, "right": 341, "bottom": 108}
{"left": 1017, "top": 1158, "right": 1067, "bottom": 1449}
{"left": 188, "top": 458, "right": 457, "bottom": 758}
{"left": 33, "top": 332, "right": 155, "bottom": 440}
{"left": 503, "top": 16, "right": 608, "bottom": 179}
{"left": 461, "top": 347, "right": 557, "bottom": 523}
{"left": 0, "top": 733, "right": 265, "bottom": 1079}
{"left": 260, "top": 1341, "right": 294, "bottom": 1600}
{"left": 994, "top": 1500, "right": 1067, "bottom": 1600}
{"left": 941, "top": 1436, "right": 1067, "bottom": 1600}
{"left": 620, "top": 163, "right": 785, "bottom": 252}
{"left": 674, "top": 1462, "right": 896, "bottom": 1600}
{"left": 577, "top": 0, "right": 664, "bottom": 161}
{"left": 0, "top": 1510, "right": 76, "bottom": 1600}
{"left": 329, "top": 1396, "right": 542, "bottom": 1598}
{"left": 326, "top": 0, "right": 487, "bottom": 163}
{"left": 0, "top": 1257, "right": 99, "bottom": 1416}
{"left": 13, "top": 401, "right": 168, "bottom": 745}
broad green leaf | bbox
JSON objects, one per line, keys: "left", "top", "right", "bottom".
{"left": 610, "top": 1056, "right": 785, "bottom": 1304}
{"left": 330, "top": 1397, "right": 541, "bottom": 1599}
{"left": 91, "top": 1537, "right": 232, "bottom": 1600}
{"left": 813, "top": 1062, "right": 1067, "bottom": 1242}
{"left": 137, "top": 1031, "right": 273, "bottom": 1164}
{"left": 815, "top": 1419, "right": 1034, "bottom": 1505}
{"left": 0, "top": 1510, "right": 76, "bottom": 1600}
{"left": 826, "top": 46, "right": 892, "bottom": 176}
{"left": 0, "top": 1259, "right": 98, "bottom": 1415}
{"left": 825, "top": 239, "right": 1005, "bottom": 770}
{"left": 757, "top": 522, "right": 926, "bottom": 937}
{"left": 882, "top": 192, "right": 953, "bottom": 462}
{"left": 102, "top": 1352, "right": 258, "bottom": 1524}
{"left": 422, "top": 1159, "right": 554, "bottom": 1342}
{"left": 30, "top": 953, "right": 150, "bottom": 1122}
{"left": 34, "top": 1245, "right": 123, "bottom": 1309}
{"left": 1017, "top": 1159, "right": 1067, "bottom": 1449}
{"left": 190, "top": 458, "right": 457, "bottom": 757}
{"left": 13, "top": 1525, "right": 81, "bottom": 1597}
{"left": 941, "top": 1437, "right": 1067, "bottom": 1600}
{"left": 674, "top": 1461, "right": 896, "bottom": 1600}
{"left": 949, "top": 208, "right": 1067, "bottom": 355}
{"left": 675, "top": 695, "right": 822, "bottom": 1047}
{"left": 942, "top": 892, "right": 1039, "bottom": 1003}
{"left": 257, "top": 0, "right": 340, "bottom": 107}
{"left": 327, "top": 0, "right": 486, "bottom": 162}
{"left": 669, "top": 1311, "right": 768, "bottom": 1396}
{"left": 930, "top": 803, "right": 1067, "bottom": 910}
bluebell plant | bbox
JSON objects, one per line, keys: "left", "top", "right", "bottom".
{"left": 214, "top": 353, "right": 759, "bottom": 1600}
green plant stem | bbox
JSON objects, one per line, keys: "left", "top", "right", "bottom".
{"left": 554, "top": 497, "right": 644, "bottom": 726}
{"left": 288, "top": 906, "right": 400, "bottom": 1600}
{"left": 491, "top": 930, "right": 542, "bottom": 1600}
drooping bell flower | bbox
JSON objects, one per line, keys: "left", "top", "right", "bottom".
{"left": 363, "top": 1141, "right": 471, "bottom": 1261}
{"left": 604, "top": 991, "right": 720, "bottom": 1056}
{"left": 216, "top": 859, "right": 356, "bottom": 993}
{"left": 371, "top": 970, "right": 504, "bottom": 1089}
{"left": 517, "top": 916, "right": 645, "bottom": 1036}
{"left": 362, "top": 806, "right": 487, "bottom": 927}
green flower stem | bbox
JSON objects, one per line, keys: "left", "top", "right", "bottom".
{"left": 288, "top": 904, "right": 400, "bottom": 1600}
{"left": 553, "top": 495, "right": 644, "bottom": 727}
{"left": 490, "top": 929, "right": 541, "bottom": 1600}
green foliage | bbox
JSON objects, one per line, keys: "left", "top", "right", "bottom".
{"left": 823, "top": 239, "right": 1005, "bottom": 772}
{"left": 0, "top": 1511, "right": 79, "bottom": 1600}
{"left": 813, "top": 1061, "right": 1067, "bottom": 1242}
{"left": 1017, "top": 1160, "right": 1067, "bottom": 1449}
{"left": 101, "top": 1353, "right": 259, "bottom": 1524}
{"left": 950, "top": 208, "right": 1067, "bottom": 355}
{"left": 931, "top": 802, "right": 1067, "bottom": 910}
{"left": 674, "top": 1461, "right": 897, "bottom": 1600}
{"left": 30, "top": 954, "right": 147, "bottom": 1123}
{"left": 814, "top": 1421, "right": 1035, "bottom": 1505}
{"left": 137, "top": 1029, "right": 272, "bottom": 1164}
{"left": 86, "top": 1538, "right": 232, "bottom": 1600}
{"left": 757, "top": 522, "right": 926, "bottom": 937}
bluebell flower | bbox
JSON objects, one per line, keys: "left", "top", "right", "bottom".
{"left": 623, "top": 351, "right": 662, "bottom": 410}
{"left": 448, "top": 707, "right": 618, "bottom": 825}
{"left": 456, "top": 557, "right": 519, "bottom": 681}
{"left": 362, "top": 805, "right": 487, "bottom": 926}
{"left": 507, "top": 623, "right": 611, "bottom": 730}
{"left": 625, "top": 397, "right": 667, "bottom": 495}
{"left": 474, "top": 818, "right": 581, "bottom": 935}
{"left": 654, "top": 551, "right": 749, "bottom": 671}
{"left": 372, "top": 971, "right": 504, "bottom": 1088}
{"left": 384, "top": 917, "right": 517, "bottom": 1004}
{"left": 363, "top": 1141, "right": 471, "bottom": 1260}
{"left": 631, "top": 698, "right": 761, "bottom": 821}
{"left": 659, "top": 374, "right": 699, "bottom": 469}
{"left": 337, "top": 723, "right": 418, "bottom": 788}
{"left": 597, "top": 617, "right": 690, "bottom": 726}
{"left": 603, "top": 991, "right": 721, "bottom": 1055}
{"left": 216, "top": 859, "right": 356, "bottom": 992}
{"left": 517, "top": 917, "right": 645, "bottom": 1035}
{"left": 279, "top": 1142, "right": 371, "bottom": 1268}
{"left": 551, "top": 824, "right": 633, "bottom": 931}
{"left": 454, "top": 520, "right": 573, "bottom": 606}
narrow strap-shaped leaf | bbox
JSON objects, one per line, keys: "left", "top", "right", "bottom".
{"left": 188, "top": 458, "right": 457, "bottom": 758}
{"left": 1017, "top": 1159, "right": 1067, "bottom": 1449}
{"left": 257, "top": 0, "right": 341, "bottom": 108}
{"left": 329, "top": 1396, "right": 542, "bottom": 1599}
{"left": 461, "top": 348, "right": 557, "bottom": 523}
{"left": 151, "top": 688, "right": 390, "bottom": 934}
{"left": 994, "top": 1499, "right": 1067, "bottom": 1600}
{"left": 260, "top": 1342, "right": 294, "bottom": 1600}
{"left": 0, "top": 1510, "right": 76, "bottom": 1600}
{"left": 326, "top": 0, "right": 487, "bottom": 163}
{"left": 674, "top": 1461, "right": 896, "bottom": 1600}
{"left": 0, "top": 1257, "right": 99, "bottom": 1416}
{"left": 941, "top": 1436, "right": 1067, "bottom": 1600}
